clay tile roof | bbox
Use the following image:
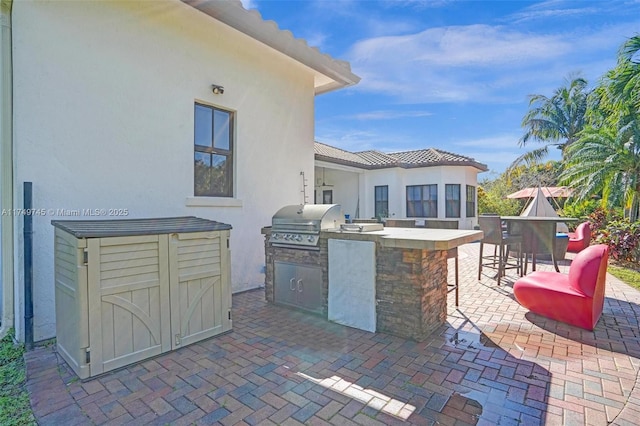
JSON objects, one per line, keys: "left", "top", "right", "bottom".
{"left": 314, "top": 142, "right": 371, "bottom": 166}
{"left": 389, "top": 148, "right": 480, "bottom": 166}
{"left": 315, "top": 142, "right": 488, "bottom": 171}
{"left": 354, "top": 150, "right": 398, "bottom": 166}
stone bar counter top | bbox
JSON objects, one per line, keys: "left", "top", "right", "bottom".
{"left": 321, "top": 227, "right": 483, "bottom": 251}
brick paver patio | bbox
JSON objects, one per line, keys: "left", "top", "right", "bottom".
{"left": 25, "top": 242, "right": 640, "bottom": 425}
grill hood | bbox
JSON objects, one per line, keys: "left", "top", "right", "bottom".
{"left": 272, "top": 204, "right": 344, "bottom": 233}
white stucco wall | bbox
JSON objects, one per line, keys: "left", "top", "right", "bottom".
{"left": 359, "top": 165, "right": 482, "bottom": 228}
{"left": 12, "top": 0, "right": 316, "bottom": 340}
{"left": 314, "top": 165, "right": 361, "bottom": 218}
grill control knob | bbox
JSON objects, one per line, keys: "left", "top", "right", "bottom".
{"left": 295, "top": 235, "right": 302, "bottom": 241}
{"left": 307, "top": 235, "right": 315, "bottom": 242}
{"left": 273, "top": 233, "right": 280, "bottom": 240}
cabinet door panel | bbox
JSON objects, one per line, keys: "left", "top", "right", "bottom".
{"left": 274, "top": 261, "right": 297, "bottom": 307}
{"left": 297, "top": 266, "right": 323, "bottom": 314}
{"left": 87, "top": 235, "right": 169, "bottom": 377}
{"left": 169, "top": 231, "right": 231, "bottom": 349}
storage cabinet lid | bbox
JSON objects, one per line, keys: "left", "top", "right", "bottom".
{"left": 51, "top": 216, "right": 232, "bottom": 238}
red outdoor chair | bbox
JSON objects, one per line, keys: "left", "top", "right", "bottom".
{"left": 567, "top": 221, "right": 591, "bottom": 253}
{"left": 512, "top": 244, "right": 609, "bottom": 330}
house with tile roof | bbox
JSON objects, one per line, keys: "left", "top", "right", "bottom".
{"left": 0, "top": 0, "right": 359, "bottom": 342}
{"left": 314, "top": 142, "right": 488, "bottom": 229}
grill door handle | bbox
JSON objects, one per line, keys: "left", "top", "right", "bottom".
{"left": 289, "top": 278, "right": 296, "bottom": 291}
{"left": 297, "top": 279, "right": 303, "bottom": 292}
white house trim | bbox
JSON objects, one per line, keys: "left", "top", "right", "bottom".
{"left": 182, "top": 0, "right": 360, "bottom": 94}
{"left": 185, "top": 197, "right": 243, "bottom": 208}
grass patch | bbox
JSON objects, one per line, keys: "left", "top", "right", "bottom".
{"left": 0, "top": 329, "right": 36, "bottom": 426}
{"left": 608, "top": 264, "right": 640, "bottom": 291}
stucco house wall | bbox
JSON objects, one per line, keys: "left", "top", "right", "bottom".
{"left": 314, "top": 164, "right": 361, "bottom": 218}
{"left": 314, "top": 143, "right": 486, "bottom": 228}
{"left": 10, "top": 0, "right": 324, "bottom": 340}
{"left": 362, "top": 166, "right": 480, "bottom": 227}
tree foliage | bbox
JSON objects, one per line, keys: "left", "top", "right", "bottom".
{"left": 560, "top": 35, "right": 640, "bottom": 221}
{"left": 510, "top": 75, "right": 589, "bottom": 170}
{"left": 478, "top": 161, "right": 563, "bottom": 216}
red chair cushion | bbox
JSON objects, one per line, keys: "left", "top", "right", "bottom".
{"left": 513, "top": 245, "right": 608, "bottom": 330}
{"left": 567, "top": 222, "right": 591, "bottom": 253}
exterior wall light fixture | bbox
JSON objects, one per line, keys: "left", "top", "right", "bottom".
{"left": 211, "top": 85, "right": 224, "bottom": 95}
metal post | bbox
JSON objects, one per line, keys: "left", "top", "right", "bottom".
{"left": 23, "top": 182, "right": 33, "bottom": 350}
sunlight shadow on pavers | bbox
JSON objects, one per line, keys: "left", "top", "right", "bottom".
{"left": 294, "top": 370, "right": 416, "bottom": 420}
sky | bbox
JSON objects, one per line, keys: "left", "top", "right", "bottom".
{"left": 241, "top": 0, "right": 640, "bottom": 176}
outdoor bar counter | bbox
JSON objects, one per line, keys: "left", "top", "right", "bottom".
{"left": 263, "top": 226, "right": 483, "bottom": 341}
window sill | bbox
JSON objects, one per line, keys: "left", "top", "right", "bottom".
{"left": 185, "top": 197, "right": 243, "bottom": 208}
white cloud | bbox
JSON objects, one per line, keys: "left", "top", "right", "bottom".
{"left": 347, "top": 24, "right": 573, "bottom": 103}
{"left": 239, "top": 0, "right": 257, "bottom": 10}
{"left": 345, "top": 17, "right": 640, "bottom": 104}
{"left": 303, "top": 31, "right": 329, "bottom": 49}
{"left": 350, "top": 25, "right": 567, "bottom": 68}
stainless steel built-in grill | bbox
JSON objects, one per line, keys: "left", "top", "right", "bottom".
{"left": 270, "top": 204, "right": 345, "bottom": 249}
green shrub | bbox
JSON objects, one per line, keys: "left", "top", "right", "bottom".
{"left": 595, "top": 218, "right": 640, "bottom": 264}
{"left": 0, "top": 329, "right": 35, "bottom": 426}
{"left": 560, "top": 199, "right": 600, "bottom": 223}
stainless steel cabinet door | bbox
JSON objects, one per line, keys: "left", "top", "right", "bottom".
{"left": 274, "top": 261, "right": 322, "bottom": 313}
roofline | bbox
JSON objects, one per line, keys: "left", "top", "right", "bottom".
{"left": 182, "top": 0, "right": 360, "bottom": 94}
{"left": 315, "top": 153, "right": 488, "bottom": 172}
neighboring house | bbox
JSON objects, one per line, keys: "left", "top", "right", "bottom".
{"left": 314, "top": 142, "right": 488, "bottom": 229}
{"left": 0, "top": 0, "right": 359, "bottom": 341}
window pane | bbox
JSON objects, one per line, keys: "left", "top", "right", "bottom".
{"left": 466, "top": 185, "right": 476, "bottom": 217}
{"left": 194, "top": 152, "right": 212, "bottom": 196}
{"left": 407, "top": 186, "right": 419, "bottom": 201}
{"left": 211, "top": 154, "right": 230, "bottom": 196}
{"left": 214, "top": 110, "right": 230, "bottom": 150}
{"left": 407, "top": 185, "right": 434, "bottom": 217}
{"left": 194, "top": 105, "right": 213, "bottom": 148}
{"left": 428, "top": 184, "right": 437, "bottom": 200}
{"left": 375, "top": 186, "right": 389, "bottom": 218}
{"left": 445, "top": 184, "right": 460, "bottom": 218}
{"left": 194, "top": 103, "right": 234, "bottom": 198}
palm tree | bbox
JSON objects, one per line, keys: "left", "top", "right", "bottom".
{"left": 510, "top": 75, "right": 589, "bottom": 169}
{"left": 561, "top": 35, "right": 640, "bottom": 220}
{"left": 561, "top": 123, "right": 640, "bottom": 220}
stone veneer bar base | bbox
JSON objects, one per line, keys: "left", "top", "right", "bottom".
{"left": 263, "top": 229, "right": 449, "bottom": 341}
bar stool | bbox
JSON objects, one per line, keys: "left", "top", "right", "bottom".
{"left": 422, "top": 220, "right": 460, "bottom": 306}
{"left": 478, "top": 215, "right": 523, "bottom": 285}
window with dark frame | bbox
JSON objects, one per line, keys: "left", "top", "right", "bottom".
{"left": 374, "top": 186, "right": 389, "bottom": 218}
{"left": 194, "top": 103, "right": 234, "bottom": 197}
{"left": 406, "top": 184, "right": 437, "bottom": 218}
{"left": 445, "top": 184, "right": 461, "bottom": 218}
{"left": 466, "top": 185, "right": 476, "bottom": 218}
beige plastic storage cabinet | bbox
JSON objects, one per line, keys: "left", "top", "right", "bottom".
{"left": 52, "top": 217, "right": 232, "bottom": 379}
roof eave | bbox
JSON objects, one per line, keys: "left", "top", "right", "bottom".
{"left": 315, "top": 154, "right": 372, "bottom": 169}
{"left": 182, "top": 0, "right": 360, "bottom": 92}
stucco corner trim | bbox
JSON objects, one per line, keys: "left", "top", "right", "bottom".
{"left": 186, "top": 197, "right": 243, "bottom": 208}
